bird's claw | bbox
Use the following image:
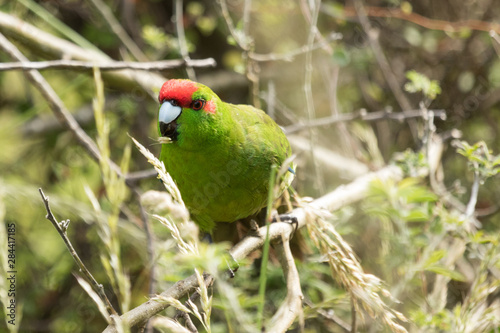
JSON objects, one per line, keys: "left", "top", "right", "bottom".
{"left": 249, "top": 219, "right": 260, "bottom": 232}
{"left": 271, "top": 213, "right": 299, "bottom": 237}
{"left": 226, "top": 253, "right": 239, "bottom": 278}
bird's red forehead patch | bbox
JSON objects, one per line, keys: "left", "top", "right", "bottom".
{"left": 158, "top": 80, "right": 198, "bottom": 107}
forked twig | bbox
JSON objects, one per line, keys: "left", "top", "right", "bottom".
{"left": 38, "top": 188, "right": 117, "bottom": 317}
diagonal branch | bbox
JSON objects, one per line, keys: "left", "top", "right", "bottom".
{"left": 352, "top": 0, "right": 417, "bottom": 141}
{"left": 0, "top": 32, "right": 160, "bottom": 306}
{"left": 0, "top": 32, "right": 107, "bottom": 168}
{"left": 0, "top": 11, "right": 163, "bottom": 96}
{"left": 38, "top": 188, "right": 118, "bottom": 318}
{"left": 87, "top": 0, "right": 148, "bottom": 62}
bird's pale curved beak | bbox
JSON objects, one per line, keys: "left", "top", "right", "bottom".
{"left": 159, "top": 101, "right": 182, "bottom": 139}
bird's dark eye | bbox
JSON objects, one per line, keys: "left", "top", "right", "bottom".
{"left": 191, "top": 99, "right": 205, "bottom": 111}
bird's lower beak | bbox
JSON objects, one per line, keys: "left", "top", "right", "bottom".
{"left": 159, "top": 101, "right": 182, "bottom": 139}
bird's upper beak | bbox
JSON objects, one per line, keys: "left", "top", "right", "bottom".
{"left": 159, "top": 101, "right": 182, "bottom": 139}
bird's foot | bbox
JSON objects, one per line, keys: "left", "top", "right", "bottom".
{"left": 203, "top": 233, "right": 213, "bottom": 243}
{"left": 249, "top": 219, "right": 260, "bottom": 232}
{"left": 271, "top": 213, "right": 299, "bottom": 237}
{"left": 226, "top": 253, "right": 239, "bottom": 278}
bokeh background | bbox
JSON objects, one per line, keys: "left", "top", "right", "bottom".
{"left": 1, "top": 0, "right": 500, "bottom": 332}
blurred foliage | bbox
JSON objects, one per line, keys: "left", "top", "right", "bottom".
{"left": 404, "top": 70, "right": 441, "bottom": 101}
{"left": 1, "top": 0, "right": 500, "bottom": 332}
{"left": 456, "top": 140, "right": 500, "bottom": 180}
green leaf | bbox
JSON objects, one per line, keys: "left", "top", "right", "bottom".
{"left": 332, "top": 48, "right": 351, "bottom": 67}
{"left": 424, "top": 250, "right": 446, "bottom": 266}
{"left": 404, "top": 209, "right": 429, "bottom": 222}
{"left": 425, "top": 265, "right": 466, "bottom": 281}
{"left": 404, "top": 70, "right": 442, "bottom": 100}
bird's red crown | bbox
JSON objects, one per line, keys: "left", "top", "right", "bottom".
{"left": 158, "top": 80, "right": 198, "bottom": 107}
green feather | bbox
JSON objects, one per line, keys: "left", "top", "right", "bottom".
{"left": 158, "top": 80, "right": 293, "bottom": 232}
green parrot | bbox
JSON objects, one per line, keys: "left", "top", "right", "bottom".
{"left": 157, "top": 79, "right": 294, "bottom": 234}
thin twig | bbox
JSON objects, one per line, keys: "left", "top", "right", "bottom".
{"left": 0, "top": 32, "right": 108, "bottom": 169}
{"left": 178, "top": 311, "right": 198, "bottom": 333}
{"left": 125, "top": 169, "right": 158, "bottom": 183}
{"left": 302, "top": 0, "right": 325, "bottom": 195}
{"left": 350, "top": 295, "right": 357, "bottom": 333}
{"left": 0, "top": 32, "right": 160, "bottom": 186}
{"left": 173, "top": 274, "right": 215, "bottom": 332}
{"left": 175, "top": 0, "right": 197, "bottom": 80}
{"left": 17, "top": 0, "right": 101, "bottom": 53}
{"left": 242, "top": 0, "right": 252, "bottom": 40}
{"left": 352, "top": 0, "right": 417, "bottom": 141}
{"left": 421, "top": 103, "right": 436, "bottom": 168}
{"left": 38, "top": 188, "right": 118, "bottom": 317}
{"left": 1, "top": 33, "right": 159, "bottom": 320}
{"left": 87, "top": 0, "right": 148, "bottom": 61}
{"left": 465, "top": 169, "right": 480, "bottom": 219}
{"left": 249, "top": 32, "right": 342, "bottom": 62}
{"left": 326, "top": 62, "right": 361, "bottom": 159}
{"left": 490, "top": 31, "right": 500, "bottom": 58}
{"left": 131, "top": 188, "right": 156, "bottom": 297}
{"left": 0, "top": 11, "right": 163, "bottom": 96}
{"left": 284, "top": 108, "right": 447, "bottom": 134}
{"left": 218, "top": 0, "right": 249, "bottom": 51}
{"left": 337, "top": 5, "right": 500, "bottom": 34}
{"left": 0, "top": 58, "right": 216, "bottom": 71}
{"left": 303, "top": 298, "right": 351, "bottom": 332}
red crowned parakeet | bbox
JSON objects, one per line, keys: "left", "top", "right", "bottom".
{"left": 157, "top": 79, "right": 294, "bottom": 234}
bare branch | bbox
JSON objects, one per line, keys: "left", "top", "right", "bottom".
{"left": 288, "top": 135, "right": 369, "bottom": 180}
{"left": 465, "top": 170, "right": 481, "bottom": 219}
{"left": 125, "top": 169, "right": 158, "bottom": 183}
{"left": 38, "top": 188, "right": 118, "bottom": 317}
{"left": 303, "top": 298, "right": 351, "bottom": 332}
{"left": 352, "top": 0, "right": 417, "bottom": 141}
{"left": 0, "top": 33, "right": 161, "bottom": 311}
{"left": 249, "top": 32, "right": 342, "bottom": 62}
{"left": 0, "top": 59, "right": 216, "bottom": 71}
{"left": 0, "top": 32, "right": 109, "bottom": 169}
{"left": 0, "top": 32, "right": 162, "bottom": 188}
{"left": 266, "top": 236, "right": 304, "bottom": 332}
{"left": 284, "top": 108, "right": 447, "bottom": 134}
{"left": 337, "top": 5, "right": 500, "bottom": 34}
{"left": 175, "top": 0, "right": 197, "bottom": 80}
{"left": 218, "top": 0, "right": 249, "bottom": 51}
{"left": 0, "top": 11, "right": 163, "bottom": 96}
{"left": 103, "top": 272, "right": 211, "bottom": 333}
{"left": 302, "top": 0, "right": 325, "bottom": 195}
{"left": 173, "top": 274, "right": 215, "bottom": 332}
{"left": 0, "top": 11, "right": 246, "bottom": 96}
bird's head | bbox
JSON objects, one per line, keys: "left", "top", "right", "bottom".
{"left": 157, "top": 79, "right": 221, "bottom": 145}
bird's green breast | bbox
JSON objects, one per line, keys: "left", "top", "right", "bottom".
{"left": 160, "top": 103, "right": 291, "bottom": 232}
